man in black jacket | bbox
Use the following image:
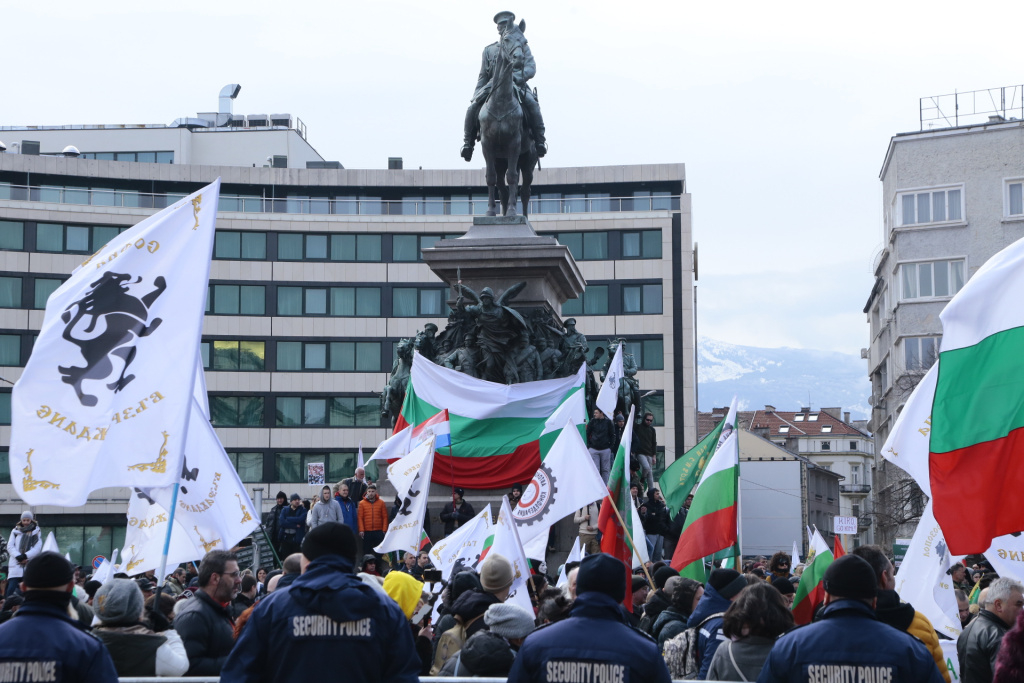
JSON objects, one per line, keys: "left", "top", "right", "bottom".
{"left": 958, "top": 576, "right": 1024, "bottom": 683}
{"left": 641, "top": 488, "right": 671, "bottom": 562}
{"left": 440, "top": 488, "right": 476, "bottom": 537}
{"left": 175, "top": 550, "right": 241, "bottom": 676}
{"left": 586, "top": 408, "right": 616, "bottom": 483}
{"left": 263, "top": 491, "right": 287, "bottom": 558}
{"left": 632, "top": 411, "right": 658, "bottom": 491}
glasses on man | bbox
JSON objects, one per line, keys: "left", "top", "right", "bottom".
{"left": 219, "top": 570, "right": 242, "bottom": 579}
{"left": 645, "top": 418, "right": 654, "bottom": 423}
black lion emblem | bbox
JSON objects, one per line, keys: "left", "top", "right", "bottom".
{"left": 58, "top": 272, "right": 166, "bottom": 407}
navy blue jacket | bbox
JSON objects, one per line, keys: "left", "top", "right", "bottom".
{"left": 221, "top": 554, "right": 419, "bottom": 683}
{"left": 334, "top": 495, "right": 358, "bottom": 531}
{"left": 277, "top": 505, "right": 307, "bottom": 545}
{"left": 0, "top": 599, "right": 119, "bottom": 682}
{"left": 687, "top": 580, "right": 732, "bottom": 680}
{"left": 756, "top": 600, "right": 945, "bottom": 683}
{"left": 507, "top": 591, "right": 671, "bottom": 683}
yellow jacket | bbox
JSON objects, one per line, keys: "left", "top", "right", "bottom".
{"left": 907, "top": 609, "right": 952, "bottom": 683}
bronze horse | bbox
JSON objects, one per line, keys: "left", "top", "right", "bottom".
{"left": 478, "top": 24, "right": 539, "bottom": 217}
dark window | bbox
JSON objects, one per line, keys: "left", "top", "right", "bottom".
{"left": 227, "top": 452, "right": 265, "bottom": 482}
{"left": 0, "top": 221, "right": 24, "bottom": 250}
{"left": 275, "top": 396, "right": 379, "bottom": 427}
{"left": 210, "top": 396, "right": 264, "bottom": 427}
{"left": 0, "top": 335, "right": 19, "bottom": 366}
{"left": 33, "top": 278, "right": 62, "bottom": 309}
{"left": 274, "top": 452, "right": 356, "bottom": 483}
{"left": 277, "top": 340, "right": 381, "bottom": 372}
{"left": 821, "top": 441, "right": 831, "bottom": 451}
{"left": 644, "top": 393, "right": 665, "bottom": 426}
{"left": 215, "top": 231, "right": 266, "bottom": 260}
{"left": 622, "top": 284, "right": 663, "bottom": 314}
{"left": 277, "top": 287, "right": 381, "bottom": 317}
{"left": 561, "top": 285, "right": 609, "bottom": 316}
{"left": 0, "top": 277, "right": 21, "bottom": 308}
{"left": 0, "top": 449, "right": 9, "bottom": 484}
{"left": 0, "top": 392, "right": 11, "bottom": 424}
{"left": 393, "top": 288, "right": 445, "bottom": 317}
{"left": 622, "top": 230, "right": 662, "bottom": 259}
{"left": 203, "top": 340, "right": 266, "bottom": 371}
{"left": 208, "top": 285, "right": 265, "bottom": 315}
{"left": 556, "top": 232, "right": 609, "bottom": 261}
{"left": 634, "top": 339, "right": 664, "bottom": 371}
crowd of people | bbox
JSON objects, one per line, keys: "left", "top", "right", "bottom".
{"left": 2, "top": 500, "right": 1024, "bottom": 682}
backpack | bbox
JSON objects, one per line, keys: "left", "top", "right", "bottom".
{"left": 662, "top": 611, "right": 724, "bottom": 680}
{"left": 429, "top": 613, "right": 484, "bottom": 675}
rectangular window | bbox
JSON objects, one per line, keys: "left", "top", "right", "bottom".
{"left": 622, "top": 230, "right": 662, "bottom": 259}
{"left": 392, "top": 287, "right": 446, "bottom": 317}
{"left": 36, "top": 223, "right": 64, "bottom": 252}
{"left": 0, "top": 335, "right": 19, "bottom": 366}
{"left": 556, "top": 232, "right": 609, "bottom": 261}
{"left": 1008, "top": 182, "right": 1023, "bottom": 217}
{"left": 215, "top": 231, "right": 266, "bottom": 260}
{"left": 210, "top": 285, "right": 265, "bottom": 315}
{"left": 904, "top": 336, "right": 939, "bottom": 371}
{"left": 897, "top": 187, "right": 963, "bottom": 226}
{"left": 33, "top": 278, "right": 62, "bottom": 309}
{"left": 393, "top": 235, "right": 420, "bottom": 262}
{"left": 622, "top": 284, "right": 663, "bottom": 314}
{"left": 0, "top": 392, "right": 12, "bottom": 425}
{"left": 637, "top": 339, "right": 663, "bottom": 370}
{"left": 210, "top": 396, "right": 264, "bottom": 426}
{"left": 227, "top": 452, "right": 264, "bottom": 482}
{"left": 644, "top": 393, "right": 665, "bottom": 427}
{"left": 851, "top": 464, "right": 861, "bottom": 485}
{"left": 562, "top": 285, "right": 609, "bottom": 316}
{"left": 0, "top": 221, "right": 24, "bottom": 250}
{"left": 208, "top": 340, "right": 265, "bottom": 371}
{"left": 900, "top": 260, "right": 965, "bottom": 300}
{"left": 0, "top": 277, "right": 21, "bottom": 308}
{"left": 0, "top": 449, "right": 9, "bottom": 484}
{"left": 275, "top": 396, "right": 379, "bottom": 427}
{"left": 821, "top": 441, "right": 831, "bottom": 451}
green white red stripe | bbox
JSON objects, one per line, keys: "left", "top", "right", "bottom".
{"left": 930, "top": 236, "right": 1024, "bottom": 553}
{"left": 792, "top": 529, "right": 834, "bottom": 625}
{"left": 394, "top": 353, "right": 585, "bottom": 489}
{"left": 670, "top": 429, "right": 739, "bottom": 574}
{"left": 598, "top": 406, "right": 637, "bottom": 611}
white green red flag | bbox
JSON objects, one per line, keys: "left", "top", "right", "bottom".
{"left": 929, "top": 236, "right": 1024, "bottom": 553}
{"left": 598, "top": 406, "right": 638, "bottom": 611}
{"left": 659, "top": 397, "right": 737, "bottom": 518}
{"left": 791, "top": 528, "right": 834, "bottom": 625}
{"left": 670, "top": 427, "right": 739, "bottom": 576}
{"left": 394, "top": 353, "right": 585, "bottom": 488}
{"left": 11, "top": 181, "right": 221, "bottom": 506}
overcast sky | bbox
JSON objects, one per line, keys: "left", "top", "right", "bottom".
{"left": 4, "top": 0, "right": 1022, "bottom": 355}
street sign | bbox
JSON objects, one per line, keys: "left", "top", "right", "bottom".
{"left": 833, "top": 516, "right": 858, "bottom": 535}
{"left": 92, "top": 556, "right": 105, "bottom": 569}
{"left": 893, "top": 538, "right": 912, "bottom": 568}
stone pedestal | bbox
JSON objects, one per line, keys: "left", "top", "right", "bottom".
{"left": 421, "top": 215, "right": 586, "bottom": 316}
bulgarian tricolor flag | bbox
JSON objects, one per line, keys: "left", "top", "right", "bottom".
{"left": 792, "top": 529, "right": 834, "bottom": 625}
{"left": 929, "top": 236, "right": 1024, "bottom": 553}
{"left": 419, "top": 531, "right": 431, "bottom": 551}
{"left": 395, "top": 352, "right": 585, "bottom": 488}
{"left": 670, "top": 426, "right": 739, "bottom": 578}
{"left": 598, "top": 406, "right": 638, "bottom": 611}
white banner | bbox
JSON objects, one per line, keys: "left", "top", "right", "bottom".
{"left": 428, "top": 505, "right": 493, "bottom": 579}
{"left": 596, "top": 342, "right": 623, "bottom": 417}
{"left": 894, "top": 502, "right": 963, "bottom": 640}
{"left": 11, "top": 181, "right": 221, "bottom": 506}
{"left": 489, "top": 497, "right": 535, "bottom": 614}
{"left": 122, "top": 397, "right": 260, "bottom": 574}
{"left": 513, "top": 420, "right": 607, "bottom": 554}
{"left": 833, "top": 516, "right": 858, "bottom": 535}
{"left": 375, "top": 439, "right": 435, "bottom": 555}
{"left": 880, "top": 364, "right": 937, "bottom": 497}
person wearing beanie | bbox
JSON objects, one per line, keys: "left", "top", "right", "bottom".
{"left": 771, "top": 576, "right": 796, "bottom": 607}
{"left": 851, "top": 545, "right": 951, "bottom": 682}
{"left": 277, "top": 493, "right": 308, "bottom": 557}
{"left": 758, "top": 554, "right": 945, "bottom": 683}
{"left": 686, "top": 567, "right": 747, "bottom": 678}
{"left": 264, "top": 491, "right": 288, "bottom": 558}
{"left": 440, "top": 487, "right": 476, "bottom": 537}
{"left": 652, "top": 577, "right": 704, "bottom": 652}
{"left": 222, "top": 522, "right": 419, "bottom": 682}
{"left": 6, "top": 510, "right": 41, "bottom": 597}
{"left": 508, "top": 553, "right": 671, "bottom": 683}
{"left": 383, "top": 570, "right": 433, "bottom": 675}
{"left": 432, "top": 557, "right": 514, "bottom": 674}
{"left": 0, "top": 552, "right": 119, "bottom": 682}
{"left": 441, "top": 603, "right": 535, "bottom": 677}
{"left": 92, "top": 579, "right": 189, "bottom": 677}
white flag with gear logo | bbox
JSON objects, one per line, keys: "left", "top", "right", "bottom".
{"left": 11, "top": 180, "right": 221, "bottom": 506}
{"left": 513, "top": 419, "right": 607, "bottom": 560}
{"left": 596, "top": 342, "right": 623, "bottom": 417}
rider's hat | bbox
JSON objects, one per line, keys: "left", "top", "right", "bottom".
{"left": 493, "top": 11, "right": 515, "bottom": 24}
{"left": 564, "top": 318, "right": 577, "bottom": 325}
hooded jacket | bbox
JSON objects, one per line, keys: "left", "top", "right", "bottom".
{"left": 7, "top": 522, "right": 41, "bottom": 578}
{"left": 759, "top": 599, "right": 945, "bottom": 683}
{"left": 507, "top": 591, "right": 671, "bottom": 683}
{"left": 335, "top": 494, "right": 358, "bottom": 530}
{"left": 638, "top": 588, "right": 673, "bottom": 634}
{"left": 221, "top": 554, "right": 419, "bottom": 683}
{"left": 652, "top": 607, "right": 690, "bottom": 651}
{"left": 309, "top": 494, "right": 342, "bottom": 528}
{"left": 0, "top": 595, "right": 119, "bottom": 682}
{"left": 687, "top": 581, "right": 733, "bottom": 679}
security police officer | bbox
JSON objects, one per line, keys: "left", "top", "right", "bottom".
{"left": 508, "top": 553, "right": 671, "bottom": 683}
{"left": 221, "top": 522, "right": 419, "bottom": 683}
{"left": 756, "top": 554, "right": 945, "bottom": 683}
{"left": 0, "top": 551, "right": 118, "bottom": 682}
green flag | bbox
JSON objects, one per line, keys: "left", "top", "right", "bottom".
{"left": 659, "top": 398, "right": 737, "bottom": 518}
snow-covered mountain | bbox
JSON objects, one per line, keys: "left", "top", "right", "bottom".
{"left": 697, "top": 338, "right": 870, "bottom": 420}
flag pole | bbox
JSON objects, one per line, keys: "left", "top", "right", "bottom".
{"left": 151, "top": 482, "right": 181, "bottom": 608}
{"left": 603, "top": 493, "right": 655, "bottom": 588}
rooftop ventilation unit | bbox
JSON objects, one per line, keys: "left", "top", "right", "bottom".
{"left": 217, "top": 84, "right": 241, "bottom": 126}
{"left": 388, "top": 157, "right": 403, "bottom": 170}
{"left": 247, "top": 114, "right": 269, "bottom": 127}
{"left": 21, "top": 141, "right": 40, "bottom": 155}
{"left": 62, "top": 145, "right": 81, "bottom": 157}
{"left": 270, "top": 114, "right": 292, "bottom": 127}
{"left": 227, "top": 115, "right": 246, "bottom": 128}
{"left": 306, "top": 161, "right": 343, "bottom": 169}
{"left": 271, "top": 155, "right": 288, "bottom": 168}
{"left": 172, "top": 117, "right": 213, "bottom": 130}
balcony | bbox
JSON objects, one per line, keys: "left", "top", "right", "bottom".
{"left": 858, "top": 517, "right": 873, "bottom": 529}
{"left": 840, "top": 484, "right": 871, "bottom": 495}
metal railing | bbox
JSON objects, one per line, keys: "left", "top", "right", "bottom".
{"left": 840, "top": 483, "right": 871, "bottom": 495}
{"left": 0, "top": 183, "right": 681, "bottom": 216}
{"left": 920, "top": 84, "right": 1024, "bottom": 130}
